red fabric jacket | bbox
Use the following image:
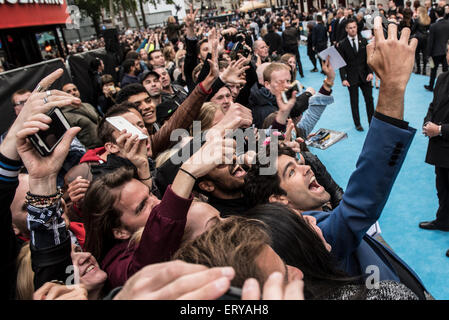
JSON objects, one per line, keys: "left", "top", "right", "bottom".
{"left": 79, "top": 147, "right": 106, "bottom": 164}
{"left": 101, "top": 185, "right": 193, "bottom": 289}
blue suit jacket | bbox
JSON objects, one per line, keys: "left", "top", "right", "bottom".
{"left": 303, "top": 117, "right": 427, "bottom": 294}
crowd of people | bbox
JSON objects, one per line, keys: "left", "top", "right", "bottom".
{"left": 2, "top": 1, "right": 449, "bottom": 301}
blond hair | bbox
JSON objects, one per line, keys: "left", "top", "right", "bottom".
{"left": 191, "top": 102, "right": 224, "bottom": 134}
{"left": 263, "top": 62, "right": 290, "bottom": 83}
{"left": 16, "top": 243, "right": 34, "bottom": 300}
{"left": 418, "top": 6, "right": 431, "bottom": 25}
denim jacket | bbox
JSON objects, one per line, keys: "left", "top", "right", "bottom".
{"left": 297, "top": 92, "right": 334, "bottom": 137}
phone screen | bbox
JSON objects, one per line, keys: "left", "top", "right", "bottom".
{"left": 40, "top": 110, "right": 68, "bottom": 150}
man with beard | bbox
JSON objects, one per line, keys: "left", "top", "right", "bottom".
{"left": 120, "top": 59, "right": 142, "bottom": 88}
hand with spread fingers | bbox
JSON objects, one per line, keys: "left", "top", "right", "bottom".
{"left": 367, "top": 16, "right": 417, "bottom": 120}
{"left": 220, "top": 57, "right": 250, "bottom": 86}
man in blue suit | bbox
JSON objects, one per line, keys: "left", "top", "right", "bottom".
{"left": 244, "top": 18, "right": 429, "bottom": 299}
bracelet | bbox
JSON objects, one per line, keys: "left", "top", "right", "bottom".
{"left": 139, "top": 176, "right": 151, "bottom": 181}
{"left": 199, "top": 82, "right": 212, "bottom": 95}
{"left": 179, "top": 168, "right": 197, "bottom": 181}
{"left": 26, "top": 187, "right": 63, "bottom": 207}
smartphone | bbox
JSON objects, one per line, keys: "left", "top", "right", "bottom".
{"left": 28, "top": 107, "right": 71, "bottom": 157}
{"left": 282, "top": 80, "right": 303, "bottom": 104}
{"left": 106, "top": 116, "right": 148, "bottom": 140}
{"left": 230, "top": 41, "right": 243, "bottom": 60}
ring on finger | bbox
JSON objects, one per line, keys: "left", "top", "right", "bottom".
{"left": 46, "top": 90, "right": 52, "bottom": 97}
{"left": 43, "top": 97, "right": 48, "bottom": 104}
{"left": 35, "top": 84, "right": 44, "bottom": 93}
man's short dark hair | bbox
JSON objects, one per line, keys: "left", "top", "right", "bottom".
{"left": 97, "top": 102, "right": 139, "bottom": 145}
{"left": 101, "top": 74, "right": 115, "bottom": 86}
{"left": 196, "top": 39, "right": 208, "bottom": 56}
{"left": 122, "top": 59, "right": 136, "bottom": 74}
{"left": 148, "top": 49, "right": 161, "bottom": 61}
{"left": 435, "top": 6, "right": 445, "bottom": 17}
{"left": 125, "top": 51, "right": 139, "bottom": 60}
{"left": 115, "top": 83, "right": 148, "bottom": 104}
{"left": 346, "top": 18, "right": 357, "bottom": 27}
{"left": 243, "top": 145, "right": 296, "bottom": 208}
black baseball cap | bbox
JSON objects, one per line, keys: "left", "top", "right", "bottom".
{"left": 138, "top": 69, "right": 160, "bottom": 83}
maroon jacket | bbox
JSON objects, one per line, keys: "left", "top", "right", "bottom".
{"left": 101, "top": 185, "right": 193, "bottom": 289}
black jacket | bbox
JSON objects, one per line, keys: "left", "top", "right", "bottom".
{"left": 427, "top": 18, "right": 449, "bottom": 57}
{"left": 311, "top": 23, "right": 328, "bottom": 52}
{"left": 411, "top": 19, "right": 430, "bottom": 41}
{"left": 263, "top": 31, "right": 284, "bottom": 55}
{"left": 282, "top": 26, "right": 300, "bottom": 48}
{"left": 424, "top": 71, "right": 449, "bottom": 168}
{"left": 248, "top": 84, "right": 312, "bottom": 128}
{"left": 0, "top": 153, "right": 22, "bottom": 300}
{"left": 334, "top": 18, "right": 348, "bottom": 43}
{"left": 337, "top": 36, "right": 373, "bottom": 86}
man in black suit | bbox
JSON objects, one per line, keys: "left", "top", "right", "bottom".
{"left": 425, "top": 7, "right": 449, "bottom": 92}
{"left": 335, "top": 9, "right": 349, "bottom": 44}
{"left": 337, "top": 18, "right": 374, "bottom": 131}
{"left": 263, "top": 23, "right": 283, "bottom": 58}
{"left": 331, "top": 9, "right": 344, "bottom": 45}
{"left": 312, "top": 15, "right": 328, "bottom": 73}
{"left": 420, "top": 42, "right": 449, "bottom": 258}
{"left": 282, "top": 20, "right": 304, "bottom": 78}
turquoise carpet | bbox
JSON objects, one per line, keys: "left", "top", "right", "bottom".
{"left": 295, "top": 46, "right": 449, "bottom": 299}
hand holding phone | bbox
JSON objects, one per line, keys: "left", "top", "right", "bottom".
{"left": 28, "top": 107, "right": 71, "bottom": 157}
{"left": 106, "top": 116, "right": 148, "bottom": 140}
{"left": 282, "top": 80, "right": 304, "bottom": 104}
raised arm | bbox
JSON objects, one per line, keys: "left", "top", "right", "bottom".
{"left": 317, "top": 17, "right": 418, "bottom": 258}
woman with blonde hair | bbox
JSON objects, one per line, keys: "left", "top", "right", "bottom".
{"left": 165, "top": 16, "right": 183, "bottom": 46}
{"left": 412, "top": 6, "right": 431, "bottom": 75}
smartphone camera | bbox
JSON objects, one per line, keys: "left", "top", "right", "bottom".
{"left": 282, "top": 80, "right": 303, "bottom": 104}
{"left": 28, "top": 107, "right": 71, "bottom": 157}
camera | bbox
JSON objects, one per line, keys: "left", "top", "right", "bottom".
{"left": 282, "top": 80, "right": 303, "bottom": 104}
{"left": 230, "top": 41, "right": 251, "bottom": 60}
{"left": 28, "top": 107, "right": 71, "bottom": 157}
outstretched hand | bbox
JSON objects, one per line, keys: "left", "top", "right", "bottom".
{"left": 367, "top": 16, "right": 417, "bottom": 120}
{"left": 367, "top": 16, "right": 417, "bottom": 89}
{"left": 220, "top": 57, "right": 250, "bottom": 85}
